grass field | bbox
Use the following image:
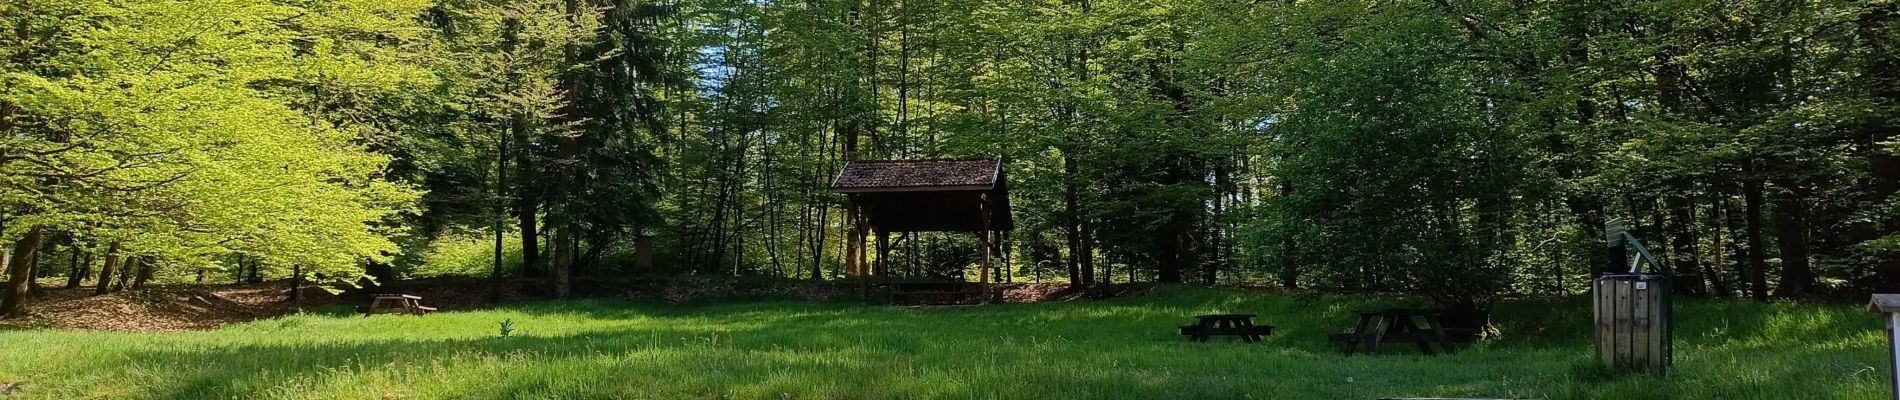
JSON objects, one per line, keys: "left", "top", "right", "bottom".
{"left": 0, "top": 286, "right": 1888, "bottom": 399}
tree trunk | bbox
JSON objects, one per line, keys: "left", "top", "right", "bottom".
{"left": 1771, "top": 187, "right": 1814, "bottom": 297}
{"left": 876, "top": 230, "right": 891, "bottom": 278}
{"left": 131, "top": 256, "right": 154, "bottom": 290}
{"left": 730, "top": 214, "right": 744, "bottom": 276}
{"left": 1666, "top": 197, "right": 1706, "bottom": 295}
{"left": 247, "top": 255, "right": 260, "bottom": 284}
{"left": 635, "top": 235, "right": 655, "bottom": 274}
{"left": 1589, "top": 203, "right": 1620, "bottom": 277}
{"left": 1205, "top": 162, "right": 1229, "bottom": 286}
{"left": 1742, "top": 179, "right": 1770, "bottom": 300}
{"left": 980, "top": 226, "right": 994, "bottom": 285}
{"left": 1, "top": 227, "right": 46, "bottom": 318}
{"left": 1066, "top": 156, "right": 1095, "bottom": 287}
{"left": 1065, "top": 209, "right": 1081, "bottom": 285}
{"left": 1560, "top": 14, "right": 1610, "bottom": 277}
{"left": 546, "top": 0, "right": 582, "bottom": 299}
{"left": 583, "top": 233, "right": 608, "bottom": 276}
{"left": 1065, "top": 158, "right": 1086, "bottom": 286}
{"left": 492, "top": 124, "right": 510, "bottom": 301}
{"left": 64, "top": 249, "right": 87, "bottom": 289}
{"left": 518, "top": 173, "right": 541, "bottom": 278}
{"left": 94, "top": 243, "right": 122, "bottom": 296}
{"left": 809, "top": 204, "right": 830, "bottom": 281}
{"left": 1705, "top": 195, "right": 1732, "bottom": 297}
{"left": 1280, "top": 180, "right": 1299, "bottom": 288}
{"left": 552, "top": 225, "right": 573, "bottom": 298}
{"left": 112, "top": 256, "right": 134, "bottom": 293}
{"left": 1081, "top": 220, "right": 1096, "bottom": 286}
{"left": 1711, "top": 195, "right": 1737, "bottom": 297}
{"left": 845, "top": 206, "right": 865, "bottom": 277}
{"left": 288, "top": 263, "right": 302, "bottom": 302}
{"left": 1001, "top": 231, "right": 1014, "bottom": 283}
{"left": 1071, "top": 0, "right": 1095, "bottom": 290}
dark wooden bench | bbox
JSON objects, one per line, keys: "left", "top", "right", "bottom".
{"left": 1329, "top": 329, "right": 1479, "bottom": 345}
{"left": 1180, "top": 314, "right": 1274, "bottom": 343}
{"left": 1181, "top": 324, "right": 1275, "bottom": 339}
{"left": 887, "top": 282, "right": 982, "bottom": 305}
{"left": 360, "top": 294, "right": 436, "bottom": 316}
{"left": 1332, "top": 309, "right": 1475, "bottom": 355}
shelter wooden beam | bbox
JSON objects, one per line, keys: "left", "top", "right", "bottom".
{"left": 876, "top": 229, "right": 891, "bottom": 277}
{"left": 980, "top": 197, "right": 993, "bottom": 284}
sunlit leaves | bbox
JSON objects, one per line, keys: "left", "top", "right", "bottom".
{"left": 0, "top": 0, "right": 428, "bottom": 283}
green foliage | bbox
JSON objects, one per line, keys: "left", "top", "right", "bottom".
{"left": 0, "top": 0, "right": 427, "bottom": 286}
{"left": 406, "top": 230, "right": 524, "bottom": 278}
{"left": 474, "top": 0, "right": 1900, "bottom": 310}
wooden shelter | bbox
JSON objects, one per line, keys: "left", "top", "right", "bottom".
{"left": 832, "top": 159, "right": 1013, "bottom": 282}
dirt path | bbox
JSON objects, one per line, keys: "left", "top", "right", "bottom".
{"left": 0, "top": 280, "right": 334, "bottom": 332}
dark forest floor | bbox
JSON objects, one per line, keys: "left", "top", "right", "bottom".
{"left": 0, "top": 276, "right": 1130, "bottom": 332}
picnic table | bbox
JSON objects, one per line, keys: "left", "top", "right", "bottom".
{"left": 1330, "top": 308, "right": 1455, "bottom": 355}
{"left": 1178, "top": 313, "right": 1274, "bottom": 343}
{"left": 887, "top": 282, "right": 983, "bottom": 305}
{"left": 360, "top": 294, "right": 436, "bottom": 316}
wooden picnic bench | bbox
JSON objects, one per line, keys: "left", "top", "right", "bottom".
{"left": 1329, "top": 308, "right": 1469, "bottom": 355}
{"left": 360, "top": 294, "right": 436, "bottom": 316}
{"left": 1179, "top": 313, "right": 1274, "bottom": 343}
{"left": 887, "top": 282, "right": 983, "bottom": 305}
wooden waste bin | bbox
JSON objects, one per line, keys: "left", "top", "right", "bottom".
{"left": 1594, "top": 273, "right": 1672, "bottom": 372}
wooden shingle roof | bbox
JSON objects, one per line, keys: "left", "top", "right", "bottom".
{"left": 831, "top": 159, "right": 1000, "bottom": 193}
{"left": 1870, "top": 294, "right": 1900, "bottom": 313}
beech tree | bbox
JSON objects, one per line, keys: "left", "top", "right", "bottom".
{"left": 0, "top": 0, "right": 425, "bottom": 316}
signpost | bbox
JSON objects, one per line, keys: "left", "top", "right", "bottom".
{"left": 1868, "top": 294, "right": 1900, "bottom": 400}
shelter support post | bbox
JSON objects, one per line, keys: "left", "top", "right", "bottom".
{"left": 979, "top": 198, "right": 993, "bottom": 285}
{"left": 876, "top": 230, "right": 891, "bottom": 277}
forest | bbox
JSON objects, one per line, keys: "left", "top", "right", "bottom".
{"left": 1, "top": 0, "right": 1897, "bottom": 320}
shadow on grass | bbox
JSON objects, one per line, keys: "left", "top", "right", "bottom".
{"left": 108, "top": 296, "right": 1389, "bottom": 398}
{"left": 125, "top": 321, "right": 839, "bottom": 398}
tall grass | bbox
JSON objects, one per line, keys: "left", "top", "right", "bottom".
{"left": 0, "top": 286, "right": 1886, "bottom": 399}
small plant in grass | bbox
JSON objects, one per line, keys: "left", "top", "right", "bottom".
{"left": 498, "top": 318, "right": 515, "bottom": 337}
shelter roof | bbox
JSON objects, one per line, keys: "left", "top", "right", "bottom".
{"left": 831, "top": 159, "right": 1000, "bottom": 193}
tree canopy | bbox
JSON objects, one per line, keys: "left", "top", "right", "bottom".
{"left": 3, "top": 0, "right": 1897, "bottom": 318}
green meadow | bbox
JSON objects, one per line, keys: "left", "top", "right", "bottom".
{"left": 0, "top": 287, "right": 1886, "bottom": 400}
